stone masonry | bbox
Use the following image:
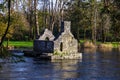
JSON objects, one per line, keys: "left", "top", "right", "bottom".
{"left": 38, "top": 29, "right": 55, "bottom": 41}
{"left": 54, "top": 21, "right": 78, "bottom": 54}
{"left": 34, "top": 21, "right": 82, "bottom": 59}
{"left": 34, "top": 29, "right": 55, "bottom": 53}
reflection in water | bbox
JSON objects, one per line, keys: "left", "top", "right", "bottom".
{"left": 98, "top": 47, "right": 113, "bottom": 53}
{"left": 82, "top": 48, "right": 120, "bottom": 80}
{"left": 83, "top": 47, "right": 97, "bottom": 54}
{"left": 0, "top": 49, "right": 120, "bottom": 80}
{"left": 51, "top": 60, "right": 81, "bottom": 79}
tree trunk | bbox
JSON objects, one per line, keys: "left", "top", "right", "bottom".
{"left": 28, "top": 0, "right": 33, "bottom": 40}
{"left": 91, "top": 0, "right": 97, "bottom": 44}
{"left": 94, "top": 3, "right": 97, "bottom": 44}
{"left": 34, "top": 0, "right": 39, "bottom": 39}
{"left": 0, "top": 0, "right": 11, "bottom": 47}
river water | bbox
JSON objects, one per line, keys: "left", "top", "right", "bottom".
{"left": 0, "top": 48, "right": 120, "bottom": 80}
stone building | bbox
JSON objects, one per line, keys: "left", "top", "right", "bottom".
{"left": 38, "top": 29, "right": 55, "bottom": 41}
{"left": 34, "top": 29, "right": 55, "bottom": 53}
{"left": 34, "top": 21, "right": 82, "bottom": 59}
{"left": 54, "top": 21, "right": 78, "bottom": 54}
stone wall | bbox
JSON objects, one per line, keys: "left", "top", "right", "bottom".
{"left": 54, "top": 21, "right": 78, "bottom": 54}
{"left": 33, "top": 21, "right": 82, "bottom": 59}
{"left": 38, "top": 29, "right": 55, "bottom": 41}
{"left": 34, "top": 40, "right": 54, "bottom": 53}
{"left": 34, "top": 29, "right": 55, "bottom": 53}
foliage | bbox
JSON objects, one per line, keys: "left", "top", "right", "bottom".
{"left": 0, "top": 14, "right": 13, "bottom": 40}
{"left": 0, "top": 0, "right": 25, "bottom": 64}
{"left": 0, "top": 12, "right": 29, "bottom": 41}
{"left": 0, "top": 0, "right": 120, "bottom": 43}
{"left": 10, "top": 12, "right": 29, "bottom": 40}
{"left": 53, "top": 50, "right": 68, "bottom": 57}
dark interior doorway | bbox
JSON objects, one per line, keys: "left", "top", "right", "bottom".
{"left": 60, "top": 42, "right": 63, "bottom": 51}
{"left": 45, "top": 37, "right": 49, "bottom": 41}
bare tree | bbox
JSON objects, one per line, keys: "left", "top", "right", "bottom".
{"left": 34, "top": 0, "right": 39, "bottom": 39}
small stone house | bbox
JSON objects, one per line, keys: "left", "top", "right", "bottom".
{"left": 34, "top": 21, "right": 78, "bottom": 54}
{"left": 54, "top": 21, "right": 78, "bottom": 54}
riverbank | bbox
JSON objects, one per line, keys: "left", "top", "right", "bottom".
{"left": 3, "top": 40, "right": 120, "bottom": 50}
{"left": 80, "top": 40, "right": 120, "bottom": 48}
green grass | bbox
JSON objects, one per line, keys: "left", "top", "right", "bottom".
{"left": 3, "top": 41, "right": 33, "bottom": 48}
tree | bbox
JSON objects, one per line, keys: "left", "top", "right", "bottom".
{"left": 65, "top": 0, "right": 101, "bottom": 42}
{"left": 110, "top": 0, "right": 120, "bottom": 41}
{"left": 65, "top": 0, "right": 83, "bottom": 40}
{"left": 34, "top": 0, "right": 39, "bottom": 39}
{"left": 0, "top": 0, "right": 11, "bottom": 47}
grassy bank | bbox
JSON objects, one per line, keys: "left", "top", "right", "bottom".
{"left": 3, "top": 41, "right": 33, "bottom": 48}
{"left": 3, "top": 40, "right": 120, "bottom": 49}
{"left": 103, "top": 42, "right": 119, "bottom": 48}
{"left": 80, "top": 40, "right": 120, "bottom": 48}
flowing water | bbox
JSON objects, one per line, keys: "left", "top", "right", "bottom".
{"left": 0, "top": 48, "right": 120, "bottom": 80}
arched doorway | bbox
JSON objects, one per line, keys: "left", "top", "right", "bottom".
{"left": 45, "top": 37, "right": 49, "bottom": 41}
{"left": 60, "top": 42, "right": 63, "bottom": 51}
